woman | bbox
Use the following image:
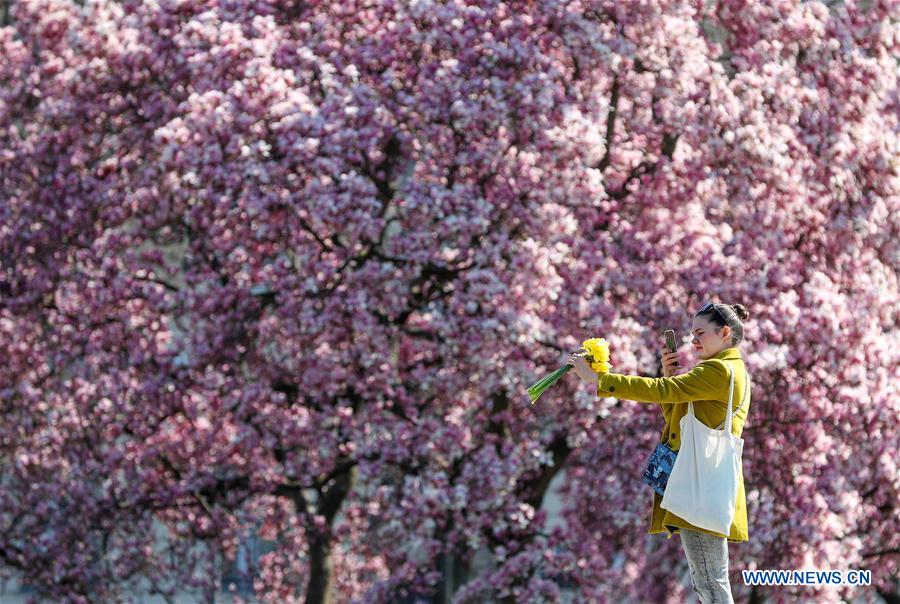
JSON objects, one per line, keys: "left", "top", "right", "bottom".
{"left": 567, "top": 302, "right": 751, "bottom": 604}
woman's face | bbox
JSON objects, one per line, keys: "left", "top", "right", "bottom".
{"left": 691, "top": 315, "right": 732, "bottom": 359}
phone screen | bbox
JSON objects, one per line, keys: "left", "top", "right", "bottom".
{"left": 664, "top": 330, "right": 676, "bottom": 352}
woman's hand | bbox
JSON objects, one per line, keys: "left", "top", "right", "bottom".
{"left": 566, "top": 352, "right": 599, "bottom": 383}
{"left": 661, "top": 348, "right": 681, "bottom": 377}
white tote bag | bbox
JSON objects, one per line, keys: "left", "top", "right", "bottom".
{"left": 659, "top": 365, "right": 744, "bottom": 536}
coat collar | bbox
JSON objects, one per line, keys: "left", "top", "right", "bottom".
{"left": 712, "top": 347, "right": 742, "bottom": 361}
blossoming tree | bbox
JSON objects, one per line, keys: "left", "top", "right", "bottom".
{"left": 1, "top": 0, "right": 897, "bottom": 602}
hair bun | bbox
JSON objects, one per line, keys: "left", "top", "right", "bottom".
{"left": 730, "top": 304, "right": 749, "bottom": 321}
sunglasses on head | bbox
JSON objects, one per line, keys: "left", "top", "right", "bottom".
{"left": 697, "top": 302, "right": 727, "bottom": 323}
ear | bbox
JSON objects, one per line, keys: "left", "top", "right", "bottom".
{"left": 721, "top": 324, "right": 731, "bottom": 342}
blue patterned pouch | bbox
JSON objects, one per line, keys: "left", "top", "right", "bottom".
{"left": 642, "top": 442, "right": 677, "bottom": 496}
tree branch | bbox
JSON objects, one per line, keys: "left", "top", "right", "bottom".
{"left": 594, "top": 76, "right": 620, "bottom": 172}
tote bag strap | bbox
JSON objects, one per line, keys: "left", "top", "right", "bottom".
{"left": 687, "top": 362, "right": 748, "bottom": 433}
{"left": 715, "top": 366, "right": 751, "bottom": 431}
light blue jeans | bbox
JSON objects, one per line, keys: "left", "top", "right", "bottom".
{"left": 679, "top": 528, "right": 735, "bottom": 603}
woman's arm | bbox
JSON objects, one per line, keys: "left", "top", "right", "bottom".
{"left": 596, "top": 359, "right": 730, "bottom": 404}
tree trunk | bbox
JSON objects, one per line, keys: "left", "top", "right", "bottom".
{"left": 305, "top": 533, "right": 335, "bottom": 604}
{"left": 303, "top": 467, "right": 354, "bottom": 604}
{"left": 434, "top": 551, "right": 471, "bottom": 604}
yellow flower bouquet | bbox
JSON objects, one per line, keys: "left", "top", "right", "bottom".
{"left": 527, "top": 337, "right": 612, "bottom": 405}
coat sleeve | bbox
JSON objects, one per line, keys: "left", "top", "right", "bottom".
{"left": 597, "top": 359, "right": 730, "bottom": 403}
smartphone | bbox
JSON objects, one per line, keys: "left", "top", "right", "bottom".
{"left": 663, "top": 330, "right": 679, "bottom": 367}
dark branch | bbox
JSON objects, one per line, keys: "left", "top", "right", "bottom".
{"left": 594, "top": 76, "right": 620, "bottom": 172}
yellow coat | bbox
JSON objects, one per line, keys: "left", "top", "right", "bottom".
{"left": 596, "top": 347, "right": 751, "bottom": 543}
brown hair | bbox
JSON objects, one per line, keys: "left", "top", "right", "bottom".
{"left": 697, "top": 303, "right": 749, "bottom": 346}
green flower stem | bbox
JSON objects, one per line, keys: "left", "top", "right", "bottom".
{"left": 529, "top": 367, "right": 567, "bottom": 391}
{"left": 528, "top": 365, "right": 573, "bottom": 405}
{"left": 528, "top": 365, "right": 570, "bottom": 392}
